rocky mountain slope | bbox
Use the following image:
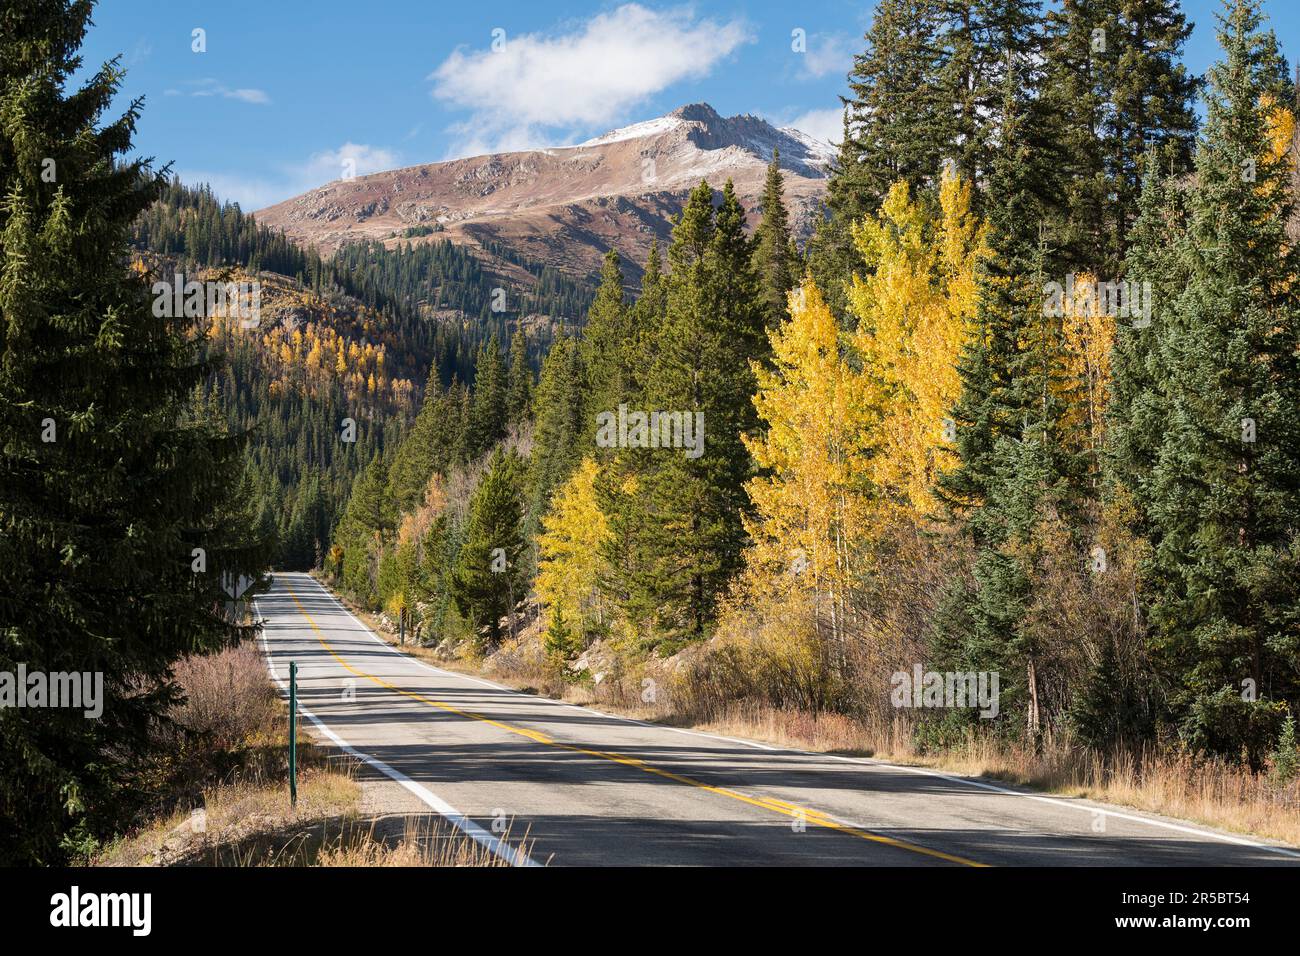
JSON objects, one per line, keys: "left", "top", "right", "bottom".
{"left": 255, "top": 104, "right": 833, "bottom": 284}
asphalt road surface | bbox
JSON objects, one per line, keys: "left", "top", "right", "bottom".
{"left": 256, "top": 572, "right": 1300, "bottom": 867}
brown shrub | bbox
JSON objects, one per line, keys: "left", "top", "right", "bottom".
{"left": 171, "top": 641, "right": 279, "bottom": 749}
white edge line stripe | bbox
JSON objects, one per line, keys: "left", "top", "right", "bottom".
{"left": 288, "top": 573, "right": 1300, "bottom": 861}
{"left": 254, "top": 596, "right": 540, "bottom": 868}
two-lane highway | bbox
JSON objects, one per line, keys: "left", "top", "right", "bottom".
{"left": 256, "top": 572, "right": 1300, "bottom": 866}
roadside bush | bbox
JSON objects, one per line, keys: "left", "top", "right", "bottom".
{"left": 171, "top": 642, "right": 280, "bottom": 749}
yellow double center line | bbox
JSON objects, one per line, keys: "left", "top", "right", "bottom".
{"left": 282, "top": 581, "right": 986, "bottom": 867}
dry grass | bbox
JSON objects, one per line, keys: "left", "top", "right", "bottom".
{"left": 100, "top": 780, "right": 533, "bottom": 867}
{"left": 689, "top": 701, "right": 1300, "bottom": 848}
{"left": 97, "top": 763, "right": 360, "bottom": 866}
{"left": 317, "top": 817, "right": 533, "bottom": 867}
{"left": 99, "top": 638, "right": 360, "bottom": 866}
{"left": 100, "top": 638, "right": 530, "bottom": 867}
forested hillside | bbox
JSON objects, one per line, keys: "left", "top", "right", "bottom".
{"left": 328, "top": 0, "right": 1300, "bottom": 776}
{"left": 131, "top": 181, "right": 595, "bottom": 568}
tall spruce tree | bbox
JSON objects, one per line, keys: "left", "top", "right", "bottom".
{"left": 467, "top": 335, "right": 507, "bottom": 458}
{"left": 1104, "top": 159, "right": 1191, "bottom": 532}
{"left": 527, "top": 334, "right": 585, "bottom": 535}
{"left": 0, "top": 1, "right": 264, "bottom": 862}
{"left": 453, "top": 448, "right": 526, "bottom": 646}
{"left": 1137, "top": 0, "right": 1299, "bottom": 766}
{"left": 809, "top": 0, "right": 950, "bottom": 317}
{"left": 752, "top": 151, "right": 797, "bottom": 329}
{"left": 605, "top": 180, "right": 766, "bottom": 647}
{"left": 935, "top": 0, "right": 1083, "bottom": 737}
{"left": 838, "top": 0, "right": 951, "bottom": 207}
{"left": 1043, "top": 0, "right": 1199, "bottom": 277}
{"left": 506, "top": 327, "right": 532, "bottom": 424}
{"left": 580, "top": 250, "right": 631, "bottom": 434}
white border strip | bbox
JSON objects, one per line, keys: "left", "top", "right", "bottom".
{"left": 290, "top": 573, "right": 1300, "bottom": 862}
{"left": 254, "top": 596, "right": 539, "bottom": 868}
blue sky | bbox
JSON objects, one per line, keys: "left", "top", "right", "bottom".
{"left": 77, "top": 0, "right": 1297, "bottom": 211}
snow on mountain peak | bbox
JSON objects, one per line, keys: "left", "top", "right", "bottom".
{"left": 578, "top": 103, "right": 834, "bottom": 177}
{"left": 578, "top": 114, "right": 687, "bottom": 147}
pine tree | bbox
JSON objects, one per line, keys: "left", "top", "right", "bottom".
{"left": 0, "top": 1, "right": 265, "bottom": 862}
{"left": 752, "top": 151, "right": 797, "bottom": 329}
{"left": 452, "top": 449, "right": 526, "bottom": 646}
{"left": 934, "top": 5, "right": 1083, "bottom": 737}
{"left": 336, "top": 445, "right": 397, "bottom": 595}
{"left": 808, "top": 0, "right": 950, "bottom": 316}
{"left": 939, "top": 0, "right": 1050, "bottom": 199}
{"left": 1138, "top": 0, "right": 1300, "bottom": 766}
{"left": 467, "top": 335, "right": 507, "bottom": 458}
{"left": 581, "top": 249, "right": 630, "bottom": 433}
{"left": 506, "top": 327, "right": 532, "bottom": 424}
{"left": 388, "top": 372, "right": 459, "bottom": 512}
{"left": 1104, "top": 159, "right": 1191, "bottom": 533}
{"left": 608, "top": 180, "right": 767, "bottom": 646}
{"left": 527, "top": 333, "right": 585, "bottom": 534}
{"left": 1042, "top": 0, "right": 1199, "bottom": 277}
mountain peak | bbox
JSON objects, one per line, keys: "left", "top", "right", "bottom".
{"left": 668, "top": 102, "right": 724, "bottom": 123}
{"left": 579, "top": 102, "right": 834, "bottom": 177}
{"left": 256, "top": 101, "right": 831, "bottom": 283}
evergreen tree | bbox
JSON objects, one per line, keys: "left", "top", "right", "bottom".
{"left": 1043, "top": 0, "right": 1199, "bottom": 277}
{"left": 608, "top": 180, "right": 767, "bottom": 646}
{"left": 1104, "top": 159, "right": 1191, "bottom": 533}
{"left": 453, "top": 449, "right": 526, "bottom": 645}
{"left": 467, "top": 335, "right": 507, "bottom": 458}
{"left": 808, "top": 0, "right": 949, "bottom": 316}
{"left": 336, "top": 453, "right": 396, "bottom": 603}
{"left": 752, "top": 150, "right": 797, "bottom": 329}
{"left": 0, "top": 1, "right": 264, "bottom": 862}
{"left": 935, "top": 2, "right": 1082, "bottom": 737}
{"left": 506, "top": 327, "right": 532, "bottom": 424}
{"left": 387, "top": 372, "right": 453, "bottom": 513}
{"left": 527, "top": 333, "right": 586, "bottom": 534}
{"left": 580, "top": 249, "right": 631, "bottom": 433}
{"left": 1138, "top": 0, "right": 1300, "bottom": 766}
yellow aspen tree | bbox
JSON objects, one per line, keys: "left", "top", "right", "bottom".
{"left": 1261, "top": 92, "right": 1295, "bottom": 169}
{"left": 743, "top": 278, "right": 877, "bottom": 656}
{"left": 536, "top": 458, "right": 612, "bottom": 639}
{"left": 846, "top": 168, "right": 987, "bottom": 519}
{"left": 1058, "top": 271, "right": 1114, "bottom": 489}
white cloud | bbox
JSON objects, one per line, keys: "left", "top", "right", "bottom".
{"left": 787, "top": 107, "right": 843, "bottom": 146}
{"left": 179, "top": 142, "right": 400, "bottom": 210}
{"left": 429, "top": 3, "right": 752, "bottom": 157}
{"left": 226, "top": 88, "right": 271, "bottom": 105}
{"left": 796, "top": 32, "right": 856, "bottom": 80}
{"left": 169, "top": 79, "right": 271, "bottom": 105}
{"left": 299, "top": 142, "right": 399, "bottom": 183}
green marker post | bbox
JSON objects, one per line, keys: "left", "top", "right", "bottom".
{"left": 289, "top": 661, "right": 298, "bottom": 808}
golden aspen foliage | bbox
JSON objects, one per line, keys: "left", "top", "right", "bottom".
{"left": 1057, "top": 271, "right": 1115, "bottom": 475}
{"left": 743, "top": 278, "right": 877, "bottom": 646}
{"left": 536, "top": 458, "right": 613, "bottom": 639}
{"left": 846, "top": 168, "right": 987, "bottom": 518}
{"left": 1261, "top": 92, "right": 1295, "bottom": 168}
